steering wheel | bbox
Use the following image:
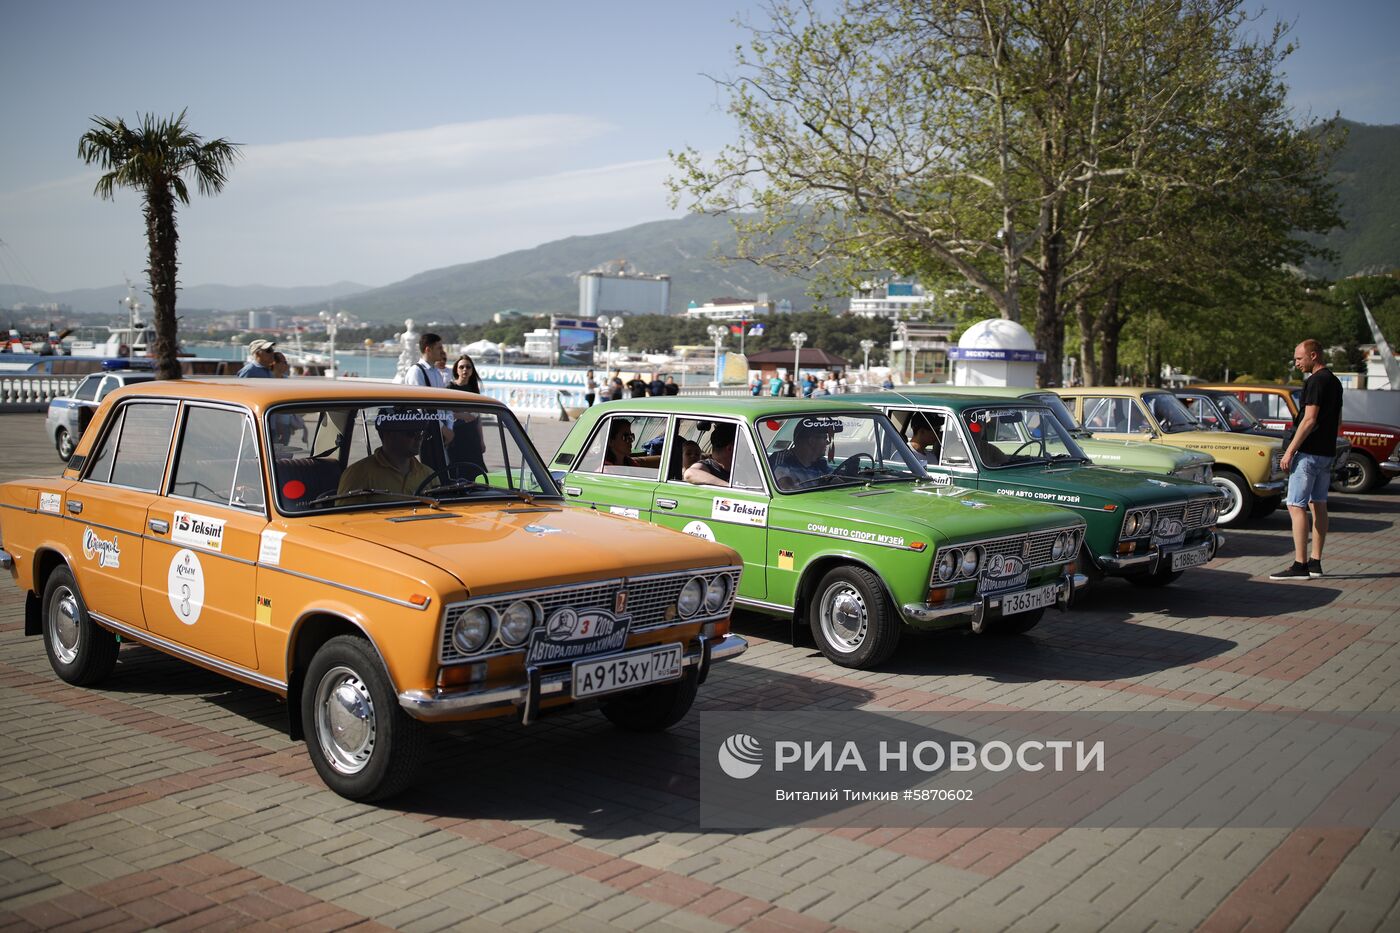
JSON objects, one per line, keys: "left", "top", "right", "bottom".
{"left": 1011, "top": 439, "right": 1044, "bottom": 458}
{"left": 835, "top": 453, "right": 874, "bottom": 477}
{"left": 415, "top": 465, "right": 488, "bottom": 495}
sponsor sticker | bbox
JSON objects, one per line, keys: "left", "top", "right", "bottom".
{"left": 38, "top": 492, "right": 61, "bottom": 514}
{"left": 683, "top": 520, "right": 716, "bottom": 542}
{"left": 258, "top": 530, "right": 285, "bottom": 565}
{"left": 924, "top": 474, "right": 953, "bottom": 486}
{"left": 168, "top": 549, "right": 205, "bottom": 625}
{"left": 978, "top": 553, "right": 1029, "bottom": 595}
{"left": 255, "top": 595, "right": 273, "bottom": 625}
{"left": 172, "top": 511, "right": 226, "bottom": 552}
{"left": 609, "top": 506, "right": 641, "bottom": 519}
{"left": 805, "top": 523, "right": 907, "bottom": 548}
{"left": 81, "top": 528, "right": 121, "bottom": 568}
{"left": 528, "top": 608, "right": 631, "bottom": 665}
{"left": 777, "top": 549, "right": 795, "bottom": 571}
{"left": 712, "top": 497, "right": 769, "bottom": 526}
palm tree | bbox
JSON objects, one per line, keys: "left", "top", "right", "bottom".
{"left": 79, "top": 111, "right": 240, "bottom": 380}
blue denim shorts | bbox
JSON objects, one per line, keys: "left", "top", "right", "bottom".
{"left": 1286, "top": 452, "right": 1333, "bottom": 507}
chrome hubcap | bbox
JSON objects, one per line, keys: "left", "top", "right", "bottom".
{"left": 1213, "top": 479, "right": 1241, "bottom": 523}
{"left": 314, "top": 665, "right": 376, "bottom": 775}
{"left": 819, "top": 582, "right": 868, "bottom": 653}
{"left": 49, "top": 588, "right": 80, "bottom": 664}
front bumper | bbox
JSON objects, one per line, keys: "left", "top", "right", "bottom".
{"left": 1096, "top": 532, "right": 1224, "bottom": 574}
{"left": 1253, "top": 479, "right": 1285, "bottom": 493}
{"left": 1382, "top": 459, "right": 1400, "bottom": 477}
{"left": 901, "top": 571, "right": 1086, "bottom": 626}
{"left": 398, "top": 632, "right": 748, "bottom": 724}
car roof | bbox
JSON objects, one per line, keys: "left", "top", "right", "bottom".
{"left": 586, "top": 397, "right": 879, "bottom": 420}
{"left": 1197, "top": 383, "right": 1299, "bottom": 393}
{"left": 1056, "top": 386, "right": 1175, "bottom": 397}
{"left": 841, "top": 390, "right": 1055, "bottom": 413}
{"left": 101, "top": 377, "right": 502, "bottom": 418}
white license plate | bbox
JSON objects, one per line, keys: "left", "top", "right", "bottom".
{"left": 998, "top": 583, "right": 1057, "bottom": 616}
{"left": 1170, "top": 544, "right": 1211, "bottom": 571}
{"left": 572, "top": 643, "right": 683, "bottom": 699}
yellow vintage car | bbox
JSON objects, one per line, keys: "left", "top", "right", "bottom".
{"left": 0, "top": 380, "right": 745, "bottom": 801}
{"left": 1054, "top": 387, "right": 1284, "bottom": 525}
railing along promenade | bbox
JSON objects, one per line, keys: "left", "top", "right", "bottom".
{"left": 0, "top": 374, "right": 84, "bottom": 411}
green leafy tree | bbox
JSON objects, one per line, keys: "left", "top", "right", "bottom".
{"left": 79, "top": 111, "right": 240, "bottom": 380}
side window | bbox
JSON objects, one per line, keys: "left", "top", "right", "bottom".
{"left": 96, "top": 377, "right": 121, "bottom": 401}
{"left": 1128, "top": 401, "right": 1154, "bottom": 433}
{"left": 85, "top": 407, "right": 125, "bottom": 483}
{"left": 1082, "top": 396, "right": 1125, "bottom": 431}
{"left": 941, "top": 419, "right": 972, "bottom": 467}
{"left": 729, "top": 431, "right": 765, "bottom": 491}
{"left": 574, "top": 414, "right": 666, "bottom": 479}
{"left": 171, "top": 407, "right": 265, "bottom": 511}
{"left": 103, "top": 403, "right": 176, "bottom": 491}
{"left": 73, "top": 375, "right": 101, "bottom": 402}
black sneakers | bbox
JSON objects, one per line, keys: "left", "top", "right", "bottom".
{"left": 1307, "top": 559, "right": 1324, "bottom": 578}
{"left": 1269, "top": 562, "right": 1311, "bottom": 580}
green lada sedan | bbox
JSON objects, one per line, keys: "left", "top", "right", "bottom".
{"left": 846, "top": 392, "right": 1226, "bottom": 588}
{"left": 551, "top": 399, "right": 1087, "bottom": 670}
{"left": 901, "top": 386, "right": 1215, "bottom": 484}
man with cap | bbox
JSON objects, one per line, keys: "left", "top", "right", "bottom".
{"left": 336, "top": 408, "right": 437, "bottom": 501}
{"left": 771, "top": 418, "right": 838, "bottom": 490}
{"left": 238, "top": 338, "right": 277, "bottom": 377}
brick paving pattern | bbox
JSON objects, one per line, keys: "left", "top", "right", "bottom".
{"left": 1, "top": 412, "right": 1397, "bottom": 930}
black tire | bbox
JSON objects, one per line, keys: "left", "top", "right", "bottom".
{"left": 1211, "top": 470, "right": 1253, "bottom": 526}
{"left": 807, "top": 565, "right": 901, "bottom": 669}
{"left": 988, "top": 607, "right": 1044, "bottom": 635}
{"left": 599, "top": 671, "right": 700, "bottom": 732}
{"left": 55, "top": 427, "right": 75, "bottom": 461}
{"left": 42, "top": 566, "right": 118, "bottom": 686}
{"left": 1332, "top": 452, "right": 1379, "bottom": 494}
{"left": 1126, "top": 565, "right": 1183, "bottom": 588}
{"left": 1250, "top": 495, "right": 1281, "bottom": 519}
{"left": 301, "top": 634, "right": 426, "bottom": 802}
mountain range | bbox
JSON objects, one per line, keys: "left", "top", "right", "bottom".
{"left": 6, "top": 120, "right": 1397, "bottom": 323}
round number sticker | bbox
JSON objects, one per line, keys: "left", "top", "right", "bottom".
{"left": 168, "top": 548, "right": 205, "bottom": 625}
{"left": 682, "top": 520, "right": 716, "bottom": 542}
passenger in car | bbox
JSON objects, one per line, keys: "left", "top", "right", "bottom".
{"left": 684, "top": 423, "right": 737, "bottom": 487}
{"left": 602, "top": 419, "right": 661, "bottom": 470}
{"left": 337, "top": 408, "right": 437, "bottom": 499}
{"left": 906, "top": 414, "right": 942, "bottom": 464}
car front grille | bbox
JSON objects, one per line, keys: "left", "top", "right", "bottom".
{"left": 970, "top": 528, "right": 1076, "bottom": 570}
{"left": 438, "top": 567, "right": 741, "bottom": 663}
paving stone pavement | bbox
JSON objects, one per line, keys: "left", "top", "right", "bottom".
{"left": 1, "top": 412, "right": 1398, "bottom": 931}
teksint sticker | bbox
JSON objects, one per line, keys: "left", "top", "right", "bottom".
{"left": 172, "top": 511, "right": 226, "bottom": 552}
{"left": 712, "top": 497, "right": 768, "bottom": 526}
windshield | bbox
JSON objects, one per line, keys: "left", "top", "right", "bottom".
{"left": 755, "top": 411, "right": 927, "bottom": 492}
{"left": 1024, "top": 392, "right": 1087, "bottom": 435}
{"left": 1144, "top": 392, "right": 1200, "bottom": 434}
{"left": 267, "top": 401, "right": 558, "bottom": 513}
{"left": 962, "top": 406, "right": 1089, "bottom": 469}
{"left": 1212, "top": 393, "right": 1261, "bottom": 430}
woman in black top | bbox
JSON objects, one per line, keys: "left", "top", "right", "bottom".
{"left": 446, "top": 354, "right": 485, "bottom": 477}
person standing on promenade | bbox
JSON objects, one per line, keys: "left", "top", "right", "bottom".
{"left": 402, "top": 332, "right": 454, "bottom": 446}
{"left": 649, "top": 372, "right": 666, "bottom": 396}
{"left": 1270, "top": 339, "right": 1344, "bottom": 580}
{"left": 585, "top": 369, "right": 598, "bottom": 407}
{"left": 237, "top": 338, "right": 276, "bottom": 377}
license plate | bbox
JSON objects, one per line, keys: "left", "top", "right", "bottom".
{"left": 1170, "top": 544, "right": 1211, "bottom": 571}
{"left": 572, "top": 643, "right": 683, "bottom": 699}
{"left": 997, "top": 583, "right": 1057, "bottom": 616}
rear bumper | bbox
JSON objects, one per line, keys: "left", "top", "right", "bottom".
{"left": 901, "top": 572, "right": 1085, "bottom": 625}
{"left": 1382, "top": 460, "right": 1400, "bottom": 477}
{"left": 398, "top": 633, "right": 747, "bottom": 723}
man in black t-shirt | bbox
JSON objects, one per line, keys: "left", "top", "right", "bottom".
{"left": 626, "top": 375, "right": 649, "bottom": 398}
{"left": 1271, "top": 339, "right": 1344, "bottom": 580}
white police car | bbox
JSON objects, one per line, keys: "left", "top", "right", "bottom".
{"left": 46, "top": 366, "right": 156, "bottom": 460}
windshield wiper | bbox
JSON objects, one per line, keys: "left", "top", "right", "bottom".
{"left": 310, "top": 488, "right": 442, "bottom": 509}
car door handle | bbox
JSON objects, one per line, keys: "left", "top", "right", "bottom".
{"left": 657, "top": 498, "right": 678, "bottom": 510}
{"left": 148, "top": 519, "right": 169, "bottom": 534}
{"left": 66, "top": 500, "right": 83, "bottom": 514}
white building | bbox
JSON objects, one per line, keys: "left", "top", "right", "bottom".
{"left": 577, "top": 261, "right": 670, "bottom": 317}
{"left": 248, "top": 310, "right": 276, "bottom": 330}
{"left": 850, "top": 280, "right": 935, "bottom": 319}
{"left": 684, "top": 298, "right": 775, "bottom": 321}
{"left": 523, "top": 328, "right": 556, "bottom": 360}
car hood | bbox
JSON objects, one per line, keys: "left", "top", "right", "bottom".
{"left": 982, "top": 463, "right": 1219, "bottom": 508}
{"left": 308, "top": 503, "right": 738, "bottom": 596}
{"left": 778, "top": 482, "right": 1082, "bottom": 542}
{"left": 1076, "top": 436, "right": 1213, "bottom": 469}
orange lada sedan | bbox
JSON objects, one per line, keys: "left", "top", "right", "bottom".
{"left": 0, "top": 379, "right": 745, "bottom": 801}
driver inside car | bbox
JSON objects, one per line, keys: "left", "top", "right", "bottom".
{"left": 337, "top": 408, "right": 437, "bottom": 500}
{"left": 771, "top": 419, "right": 837, "bottom": 490}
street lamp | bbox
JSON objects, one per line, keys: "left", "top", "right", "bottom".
{"left": 790, "top": 331, "right": 807, "bottom": 389}
{"left": 319, "top": 309, "right": 349, "bottom": 378}
{"left": 363, "top": 338, "right": 372, "bottom": 378}
{"left": 597, "top": 315, "right": 623, "bottom": 368}
{"left": 860, "top": 339, "right": 875, "bottom": 379}
{"left": 706, "top": 324, "right": 727, "bottom": 394}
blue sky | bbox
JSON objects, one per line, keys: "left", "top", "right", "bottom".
{"left": 1, "top": 0, "right": 1396, "bottom": 293}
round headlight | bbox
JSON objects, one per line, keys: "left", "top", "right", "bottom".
{"left": 453, "top": 606, "right": 495, "bottom": 654}
{"left": 704, "top": 575, "right": 731, "bottom": 613}
{"left": 1144, "top": 509, "right": 1157, "bottom": 535}
{"left": 960, "top": 546, "right": 981, "bottom": 577}
{"left": 937, "top": 549, "right": 959, "bottom": 582}
{"left": 498, "top": 600, "right": 539, "bottom": 647}
{"left": 1124, "top": 512, "right": 1141, "bottom": 537}
{"left": 678, "top": 577, "right": 705, "bottom": 617}
{"left": 1052, "top": 532, "right": 1067, "bottom": 560}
